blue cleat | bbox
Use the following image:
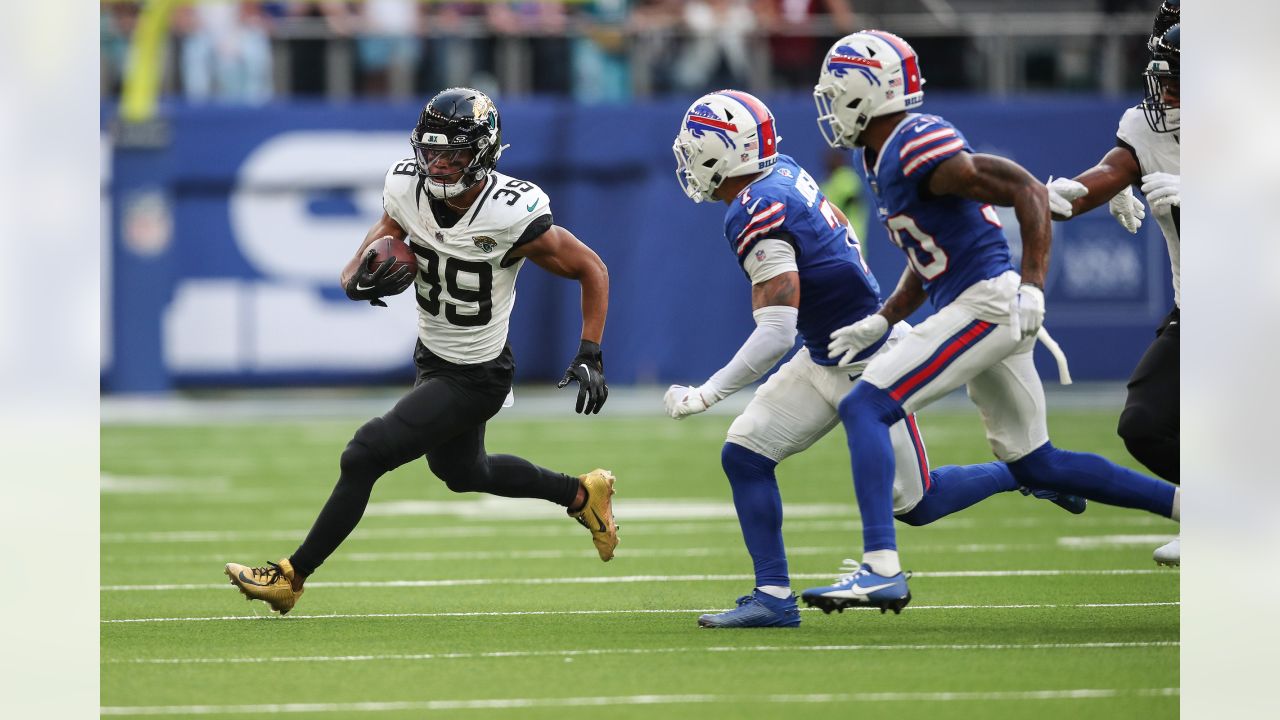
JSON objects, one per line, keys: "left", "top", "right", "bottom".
{"left": 800, "top": 560, "right": 911, "bottom": 615}
{"left": 1018, "top": 485, "right": 1087, "bottom": 514}
{"left": 697, "top": 589, "right": 801, "bottom": 628}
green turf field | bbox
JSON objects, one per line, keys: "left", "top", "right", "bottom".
{"left": 101, "top": 407, "right": 1178, "bottom": 718}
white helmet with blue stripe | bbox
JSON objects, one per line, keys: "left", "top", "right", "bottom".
{"left": 673, "top": 90, "right": 782, "bottom": 203}
{"left": 814, "top": 30, "right": 926, "bottom": 149}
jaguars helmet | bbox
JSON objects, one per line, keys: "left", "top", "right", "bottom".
{"left": 1142, "top": 23, "right": 1180, "bottom": 133}
{"left": 814, "top": 30, "right": 925, "bottom": 149}
{"left": 673, "top": 90, "right": 781, "bottom": 203}
{"left": 411, "top": 87, "right": 506, "bottom": 199}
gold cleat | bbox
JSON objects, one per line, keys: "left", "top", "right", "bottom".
{"left": 569, "top": 468, "right": 618, "bottom": 561}
{"left": 224, "top": 558, "right": 303, "bottom": 615}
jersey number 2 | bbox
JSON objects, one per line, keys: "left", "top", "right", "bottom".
{"left": 416, "top": 247, "right": 493, "bottom": 326}
{"left": 886, "top": 214, "right": 949, "bottom": 280}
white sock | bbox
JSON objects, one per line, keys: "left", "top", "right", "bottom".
{"left": 757, "top": 585, "right": 791, "bottom": 599}
{"left": 1170, "top": 488, "right": 1180, "bottom": 522}
{"left": 862, "top": 549, "right": 901, "bottom": 577}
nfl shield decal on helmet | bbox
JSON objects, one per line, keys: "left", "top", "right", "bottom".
{"left": 473, "top": 236, "right": 497, "bottom": 252}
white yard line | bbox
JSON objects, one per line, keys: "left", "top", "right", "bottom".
{"left": 100, "top": 688, "right": 1178, "bottom": 715}
{"left": 103, "top": 543, "right": 1047, "bottom": 564}
{"left": 109, "top": 640, "right": 1179, "bottom": 666}
{"left": 99, "top": 514, "right": 1171, "bottom": 544}
{"left": 1058, "top": 534, "right": 1177, "bottom": 548}
{"left": 101, "top": 568, "right": 1174, "bottom": 592}
{"left": 102, "top": 601, "right": 1178, "bottom": 624}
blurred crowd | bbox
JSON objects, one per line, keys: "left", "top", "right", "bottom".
{"left": 101, "top": 1, "right": 1152, "bottom": 104}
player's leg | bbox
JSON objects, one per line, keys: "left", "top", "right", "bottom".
{"left": 842, "top": 312, "right": 1015, "bottom": 565}
{"left": 426, "top": 422, "right": 579, "bottom": 505}
{"left": 294, "top": 375, "right": 503, "bottom": 572}
{"left": 224, "top": 372, "right": 499, "bottom": 613}
{"left": 1117, "top": 308, "right": 1179, "bottom": 484}
{"left": 813, "top": 311, "right": 1018, "bottom": 613}
{"left": 426, "top": 423, "right": 618, "bottom": 561}
{"left": 969, "top": 345, "right": 1179, "bottom": 519}
{"left": 1117, "top": 309, "right": 1180, "bottom": 565}
{"left": 698, "top": 351, "right": 832, "bottom": 628}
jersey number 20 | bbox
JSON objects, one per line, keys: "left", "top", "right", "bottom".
{"left": 886, "top": 214, "right": 949, "bottom": 280}
{"left": 415, "top": 246, "right": 493, "bottom": 326}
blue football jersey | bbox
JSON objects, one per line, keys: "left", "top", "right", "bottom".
{"left": 861, "top": 113, "right": 1014, "bottom": 309}
{"left": 724, "top": 154, "right": 884, "bottom": 366}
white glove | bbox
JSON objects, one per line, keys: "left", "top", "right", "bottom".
{"left": 1141, "top": 172, "right": 1180, "bottom": 209}
{"left": 1046, "top": 176, "right": 1088, "bottom": 218}
{"left": 827, "top": 314, "right": 889, "bottom": 366}
{"left": 663, "top": 384, "right": 711, "bottom": 420}
{"left": 1107, "top": 185, "right": 1146, "bottom": 234}
{"left": 1011, "top": 284, "right": 1045, "bottom": 340}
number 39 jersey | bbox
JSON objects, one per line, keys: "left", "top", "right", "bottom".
{"left": 382, "top": 159, "right": 553, "bottom": 365}
{"left": 861, "top": 113, "right": 1014, "bottom": 310}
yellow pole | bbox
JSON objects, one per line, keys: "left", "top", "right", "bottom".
{"left": 119, "top": 0, "right": 181, "bottom": 123}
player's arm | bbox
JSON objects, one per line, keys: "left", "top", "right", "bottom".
{"left": 878, "top": 266, "right": 927, "bottom": 324}
{"left": 339, "top": 211, "right": 413, "bottom": 306}
{"left": 827, "top": 266, "right": 922, "bottom": 366}
{"left": 927, "top": 152, "right": 1052, "bottom": 289}
{"left": 510, "top": 224, "right": 611, "bottom": 414}
{"left": 665, "top": 254, "right": 800, "bottom": 419}
{"left": 928, "top": 151, "right": 1052, "bottom": 338}
{"left": 1057, "top": 147, "right": 1142, "bottom": 217}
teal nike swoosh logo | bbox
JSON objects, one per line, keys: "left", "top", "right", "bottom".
{"left": 526, "top": 199, "right": 538, "bottom": 212}
{"left": 238, "top": 571, "right": 268, "bottom": 587}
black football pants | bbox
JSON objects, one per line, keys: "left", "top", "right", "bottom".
{"left": 290, "top": 344, "right": 579, "bottom": 577}
{"left": 1117, "top": 307, "right": 1179, "bottom": 484}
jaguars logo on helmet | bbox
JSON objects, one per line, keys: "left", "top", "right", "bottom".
{"left": 411, "top": 87, "right": 508, "bottom": 199}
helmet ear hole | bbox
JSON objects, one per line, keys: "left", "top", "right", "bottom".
{"left": 846, "top": 98, "right": 862, "bottom": 109}
{"left": 701, "top": 158, "right": 718, "bottom": 168}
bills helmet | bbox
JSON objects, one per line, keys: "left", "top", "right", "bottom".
{"left": 411, "top": 87, "right": 506, "bottom": 199}
{"left": 1142, "top": 23, "right": 1180, "bottom": 133}
{"left": 814, "top": 30, "right": 925, "bottom": 149}
{"left": 673, "top": 90, "right": 781, "bottom": 203}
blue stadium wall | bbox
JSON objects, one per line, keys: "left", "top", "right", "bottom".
{"left": 102, "top": 95, "right": 1173, "bottom": 393}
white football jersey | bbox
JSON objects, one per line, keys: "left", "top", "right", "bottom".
{"left": 1116, "top": 107, "right": 1180, "bottom": 306}
{"left": 382, "top": 160, "right": 553, "bottom": 365}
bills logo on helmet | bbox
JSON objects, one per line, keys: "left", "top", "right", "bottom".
{"left": 826, "top": 45, "right": 883, "bottom": 85}
{"left": 685, "top": 103, "right": 739, "bottom": 149}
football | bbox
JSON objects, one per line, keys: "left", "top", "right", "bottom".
{"left": 366, "top": 235, "right": 417, "bottom": 278}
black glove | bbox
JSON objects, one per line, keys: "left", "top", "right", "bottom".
{"left": 344, "top": 247, "right": 415, "bottom": 308}
{"left": 557, "top": 339, "right": 608, "bottom": 414}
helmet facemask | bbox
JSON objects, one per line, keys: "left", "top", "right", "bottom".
{"left": 412, "top": 138, "right": 485, "bottom": 199}
{"left": 814, "top": 80, "right": 873, "bottom": 149}
{"left": 411, "top": 87, "right": 506, "bottom": 200}
{"left": 1141, "top": 62, "right": 1179, "bottom": 133}
{"left": 1141, "top": 24, "right": 1180, "bottom": 133}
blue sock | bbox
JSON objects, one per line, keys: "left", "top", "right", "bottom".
{"left": 838, "top": 383, "right": 903, "bottom": 552}
{"left": 1007, "top": 442, "right": 1176, "bottom": 517}
{"left": 896, "top": 462, "right": 1018, "bottom": 526}
{"left": 721, "top": 442, "right": 789, "bottom": 588}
